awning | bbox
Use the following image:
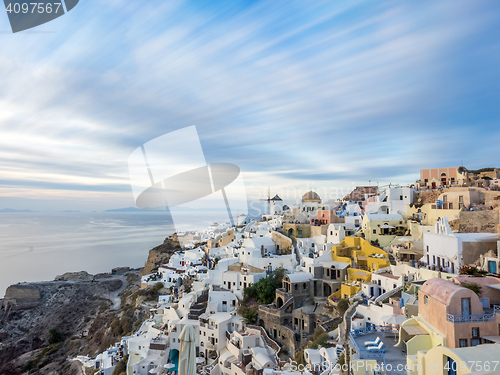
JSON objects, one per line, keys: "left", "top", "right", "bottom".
{"left": 481, "top": 336, "right": 500, "bottom": 344}
{"left": 380, "top": 225, "right": 395, "bottom": 229}
{"left": 398, "top": 249, "right": 421, "bottom": 255}
{"left": 402, "top": 325, "right": 428, "bottom": 336}
{"left": 486, "top": 284, "right": 500, "bottom": 291}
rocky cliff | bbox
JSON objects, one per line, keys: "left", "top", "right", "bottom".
{"left": 141, "top": 234, "right": 182, "bottom": 276}
{"left": 0, "top": 272, "right": 145, "bottom": 375}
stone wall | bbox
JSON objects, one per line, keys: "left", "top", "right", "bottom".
{"left": 271, "top": 231, "right": 292, "bottom": 252}
{"left": 462, "top": 241, "right": 498, "bottom": 266}
{"left": 3, "top": 285, "right": 41, "bottom": 306}
{"left": 450, "top": 209, "right": 500, "bottom": 233}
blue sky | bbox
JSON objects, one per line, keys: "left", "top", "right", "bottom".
{"left": 0, "top": 0, "right": 499, "bottom": 211}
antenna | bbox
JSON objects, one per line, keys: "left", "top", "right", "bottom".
{"left": 260, "top": 186, "right": 271, "bottom": 215}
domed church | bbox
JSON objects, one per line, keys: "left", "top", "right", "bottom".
{"left": 301, "top": 191, "right": 323, "bottom": 212}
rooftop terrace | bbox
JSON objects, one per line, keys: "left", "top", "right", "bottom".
{"left": 351, "top": 327, "right": 407, "bottom": 375}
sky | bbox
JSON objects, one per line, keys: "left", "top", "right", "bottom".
{"left": 0, "top": 0, "right": 500, "bottom": 211}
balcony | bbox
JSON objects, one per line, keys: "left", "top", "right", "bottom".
{"left": 446, "top": 313, "right": 496, "bottom": 323}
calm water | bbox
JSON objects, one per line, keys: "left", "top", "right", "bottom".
{"left": 0, "top": 212, "right": 177, "bottom": 297}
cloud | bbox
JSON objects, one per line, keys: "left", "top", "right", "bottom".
{"left": 0, "top": 0, "right": 499, "bottom": 210}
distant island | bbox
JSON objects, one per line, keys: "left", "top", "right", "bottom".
{"left": 104, "top": 207, "right": 155, "bottom": 212}
{"left": 0, "top": 208, "right": 35, "bottom": 213}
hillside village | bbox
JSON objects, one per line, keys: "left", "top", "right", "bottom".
{"left": 5, "top": 166, "right": 500, "bottom": 375}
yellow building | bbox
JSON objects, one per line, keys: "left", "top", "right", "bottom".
{"left": 414, "top": 344, "right": 500, "bottom": 375}
{"left": 331, "top": 237, "right": 391, "bottom": 272}
{"left": 361, "top": 213, "right": 406, "bottom": 247}
{"left": 407, "top": 203, "right": 460, "bottom": 226}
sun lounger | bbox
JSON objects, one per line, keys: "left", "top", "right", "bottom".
{"left": 367, "top": 342, "right": 384, "bottom": 351}
{"left": 364, "top": 337, "right": 380, "bottom": 346}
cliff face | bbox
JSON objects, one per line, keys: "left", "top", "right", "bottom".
{"left": 140, "top": 234, "right": 182, "bottom": 276}
{"left": 0, "top": 277, "right": 125, "bottom": 375}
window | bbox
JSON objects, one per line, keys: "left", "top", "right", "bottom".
{"left": 472, "top": 327, "right": 480, "bottom": 337}
{"left": 459, "top": 339, "right": 468, "bottom": 347}
{"left": 424, "top": 179, "right": 428, "bottom": 183}
{"left": 449, "top": 203, "right": 453, "bottom": 209}
{"left": 459, "top": 196, "right": 464, "bottom": 203}
{"left": 425, "top": 295, "right": 429, "bottom": 305}
{"left": 443, "top": 195, "right": 447, "bottom": 202}
{"left": 471, "top": 338, "right": 481, "bottom": 346}
{"left": 400, "top": 195, "right": 403, "bottom": 200}
{"left": 373, "top": 229, "right": 376, "bottom": 234}
{"left": 298, "top": 230, "right": 303, "bottom": 235}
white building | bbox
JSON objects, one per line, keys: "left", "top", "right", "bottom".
{"left": 423, "top": 217, "right": 500, "bottom": 273}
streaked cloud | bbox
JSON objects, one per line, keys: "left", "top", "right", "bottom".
{"left": 0, "top": 0, "right": 499, "bottom": 210}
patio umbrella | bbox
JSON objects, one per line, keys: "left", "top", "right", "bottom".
{"left": 381, "top": 314, "right": 406, "bottom": 326}
{"left": 397, "top": 237, "right": 413, "bottom": 242}
{"left": 179, "top": 325, "right": 196, "bottom": 375}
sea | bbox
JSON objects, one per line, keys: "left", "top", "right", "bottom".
{"left": 0, "top": 212, "right": 179, "bottom": 297}
{"left": 0, "top": 201, "right": 266, "bottom": 297}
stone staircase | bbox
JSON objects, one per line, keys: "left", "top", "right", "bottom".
{"left": 388, "top": 252, "right": 397, "bottom": 265}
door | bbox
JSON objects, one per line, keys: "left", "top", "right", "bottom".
{"left": 446, "top": 356, "right": 457, "bottom": 375}
{"left": 461, "top": 298, "right": 471, "bottom": 316}
{"left": 488, "top": 261, "right": 497, "bottom": 274}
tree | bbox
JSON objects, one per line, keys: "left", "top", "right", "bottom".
{"left": 255, "top": 276, "right": 279, "bottom": 304}
{"left": 272, "top": 267, "right": 287, "bottom": 285}
{"left": 48, "top": 328, "right": 63, "bottom": 344}
{"left": 336, "top": 298, "right": 350, "bottom": 315}
{"left": 242, "top": 284, "right": 257, "bottom": 303}
{"left": 238, "top": 306, "right": 258, "bottom": 324}
{"left": 461, "top": 282, "right": 482, "bottom": 296}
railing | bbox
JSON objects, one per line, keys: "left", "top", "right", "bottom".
{"left": 349, "top": 325, "right": 398, "bottom": 359}
{"left": 446, "top": 313, "right": 496, "bottom": 323}
{"left": 494, "top": 305, "right": 500, "bottom": 314}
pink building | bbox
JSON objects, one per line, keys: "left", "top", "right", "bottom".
{"left": 419, "top": 278, "right": 500, "bottom": 348}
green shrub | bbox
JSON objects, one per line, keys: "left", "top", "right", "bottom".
{"left": 461, "top": 282, "right": 482, "bottom": 296}
{"left": 48, "top": 328, "right": 64, "bottom": 344}
{"left": 112, "top": 354, "right": 129, "bottom": 375}
{"left": 308, "top": 328, "right": 329, "bottom": 349}
{"left": 22, "top": 360, "right": 35, "bottom": 371}
{"left": 336, "top": 298, "right": 350, "bottom": 315}
{"left": 238, "top": 305, "right": 258, "bottom": 323}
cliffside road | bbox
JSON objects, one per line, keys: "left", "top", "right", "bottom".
{"left": 105, "top": 275, "right": 128, "bottom": 310}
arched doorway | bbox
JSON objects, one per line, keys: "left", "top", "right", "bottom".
{"left": 323, "top": 283, "right": 332, "bottom": 297}
{"left": 288, "top": 228, "right": 294, "bottom": 237}
{"left": 276, "top": 296, "right": 284, "bottom": 308}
